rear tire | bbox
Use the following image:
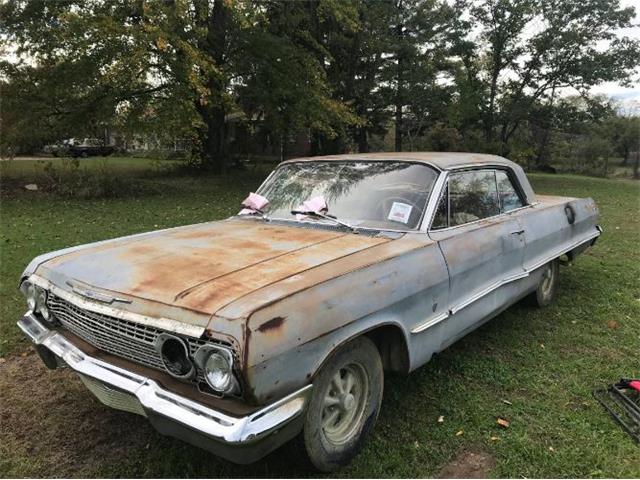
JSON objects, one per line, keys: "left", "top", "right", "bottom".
{"left": 303, "top": 336, "right": 383, "bottom": 472}
{"left": 532, "top": 259, "right": 559, "bottom": 307}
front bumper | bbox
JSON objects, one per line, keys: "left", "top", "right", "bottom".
{"left": 17, "top": 314, "right": 312, "bottom": 464}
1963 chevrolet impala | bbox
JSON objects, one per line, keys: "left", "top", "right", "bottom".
{"left": 17, "top": 152, "right": 601, "bottom": 471}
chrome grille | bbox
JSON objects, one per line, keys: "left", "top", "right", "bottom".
{"left": 46, "top": 293, "right": 231, "bottom": 385}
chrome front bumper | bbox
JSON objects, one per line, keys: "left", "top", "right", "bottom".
{"left": 17, "top": 314, "right": 312, "bottom": 464}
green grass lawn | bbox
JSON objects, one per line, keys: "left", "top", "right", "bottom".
{"left": 0, "top": 162, "right": 638, "bottom": 477}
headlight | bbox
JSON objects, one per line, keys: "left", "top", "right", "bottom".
{"left": 22, "top": 280, "right": 51, "bottom": 321}
{"left": 36, "top": 289, "right": 50, "bottom": 321}
{"left": 26, "top": 282, "right": 37, "bottom": 311}
{"left": 195, "top": 346, "right": 238, "bottom": 394}
{"left": 205, "top": 352, "right": 233, "bottom": 391}
{"left": 155, "top": 334, "right": 196, "bottom": 380}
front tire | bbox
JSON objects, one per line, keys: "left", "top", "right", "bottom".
{"left": 304, "top": 336, "right": 383, "bottom": 472}
{"left": 532, "top": 259, "right": 559, "bottom": 307}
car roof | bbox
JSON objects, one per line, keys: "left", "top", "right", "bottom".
{"left": 280, "top": 152, "right": 517, "bottom": 171}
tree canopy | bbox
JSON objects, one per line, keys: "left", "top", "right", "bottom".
{"left": 1, "top": 0, "right": 638, "bottom": 173}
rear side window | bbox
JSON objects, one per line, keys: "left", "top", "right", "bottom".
{"left": 496, "top": 170, "right": 524, "bottom": 212}
{"left": 449, "top": 170, "right": 500, "bottom": 226}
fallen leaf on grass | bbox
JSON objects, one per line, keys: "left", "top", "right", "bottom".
{"left": 456, "top": 430, "right": 464, "bottom": 436}
{"left": 496, "top": 418, "right": 510, "bottom": 428}
{"left": 539, "top": 343, "right": 545, "bottom": 349}
{"left": 490, "top": 436, "right": 500, "bottom": 441}
{"left": 502, "top": 399, "right": 512, "bottom": 405}
{"left": 549, "top": 446, "right": 555, "bottom": 452}
{"left": 606, "top": 320, "right": 619, "bottom": 329}
{"left": 438, "top": 415, "right": 445, "bottom": 423}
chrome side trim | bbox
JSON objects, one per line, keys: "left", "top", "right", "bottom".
{"left": 28, "top": 275, "right": 205, "bottom": 338}
{"left": 411, "top": 229, "right": 601, "bottom": 333}
{"left": 449, "top": 231, "right": 601, "bottom": 315}
{"left": 17, "top": 314, "right": 312, "bottom": 445}
{"left": 410, "top": 311, "right": 449, "bottom": 334}
{"left": 523, "top": 230, "right": 601, "bottom": 273}
{"left": 449, "top": 270, "right": 530, "bottom": 316}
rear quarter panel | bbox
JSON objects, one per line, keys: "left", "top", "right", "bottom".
{"left": 519, "top": 195, "right": 600, "bottom": 271}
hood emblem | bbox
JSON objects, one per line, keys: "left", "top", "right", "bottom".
{"left": 66, "top": 282, "right": 132, "bottom": 305}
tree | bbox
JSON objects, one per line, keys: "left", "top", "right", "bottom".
{"left": 603, "top": 114, "right": 640, "bottom": 167}
{"left": 380, "top": 0, "right": 455, "bottom": 152}
{"left": 322, "top": 0, "right": 394, "bottom": 153}
{"left": 0, "top": 0, "right": 359, "bottom": 170}
{"left": 453, "top": 0, "right": 640, "bottom": 159}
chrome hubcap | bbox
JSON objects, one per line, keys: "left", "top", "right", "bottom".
{"left": 540, "top": 264, "right": 554, "bottom": 297}
{"left": 321, "top": 364, "right": 368, "bottom": 445}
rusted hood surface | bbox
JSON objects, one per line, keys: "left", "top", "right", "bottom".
{"left": 36, "top": 219, "right": 391, "bottom": 319}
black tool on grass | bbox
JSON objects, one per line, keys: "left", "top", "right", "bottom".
{"left": 593, "top": 378, "right": 640, "bottom": 444}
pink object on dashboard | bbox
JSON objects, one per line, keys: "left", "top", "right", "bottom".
{"left": 239, "top": 192, "right": 269, "bottom": 215}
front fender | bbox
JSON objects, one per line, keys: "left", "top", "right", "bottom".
{"left": 244, "top": 314, "right": 408, "bottom": 405}
{"left": 240, "top": 236, "right": 449, "bottom": 405}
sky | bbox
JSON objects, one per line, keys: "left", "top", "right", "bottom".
{"left": 589, "top": 0, "right": 640, "bottom": 107}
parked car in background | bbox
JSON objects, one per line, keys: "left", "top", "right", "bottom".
{"left": 68, "top": 138, "right": 115, "bottom": 158}
{"left": 17, "top": 152, "right": 601, "bottom": 471}
{"left": 43, "top": 140, "right": 72, "bottom": 157}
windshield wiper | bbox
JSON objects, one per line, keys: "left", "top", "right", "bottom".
{"left": 239, "top": 205, "right": 270, "bottom": 221}
{"left": 290, "top": 209, "right": 358, "bottom": 233}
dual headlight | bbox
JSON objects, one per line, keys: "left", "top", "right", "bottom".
{"left": 202, "top": 348, "right": 237, "bottom": 393}
{"left": 196, "top": 345, "right": 239, "bottom": 395}
{"left": 157, "top": 334, "right": 239, "bottom": 395}
{"left": 22, "top": 281, "right": 51, "bottom": 322}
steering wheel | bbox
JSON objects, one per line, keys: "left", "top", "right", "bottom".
{"left": 377, "top": 196, "right": 421, "bottom": 225}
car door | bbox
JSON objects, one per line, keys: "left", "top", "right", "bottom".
{"left": 428, "top": 168, "right": 527, "bottom": 349}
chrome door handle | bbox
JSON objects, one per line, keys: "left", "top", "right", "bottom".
{"left": 510, "top": 229, "right": 525, "bottom": 235}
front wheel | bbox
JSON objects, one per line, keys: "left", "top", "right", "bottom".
{"left": 303, "top": 336, "right": 383, "bottom": 472}
{"left": 532, "top": 259, "right": 559, "bottom": 307}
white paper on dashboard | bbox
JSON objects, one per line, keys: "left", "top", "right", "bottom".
{"left": 387, "top": 202, "right": 412, "bottom": 224}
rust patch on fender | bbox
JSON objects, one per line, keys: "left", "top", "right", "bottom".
{"left": 257, "top": 316, "right": 286, "bottom": 333}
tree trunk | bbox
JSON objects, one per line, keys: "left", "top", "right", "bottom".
{"left": 535, "top": 127, "right": 551, "bottom": 167}
{"left": 394, "top": 3, "right": 404, "bottom": 152}
{"left": 356, "top": 126, "right": 369, "bottom": 153}
{"left": 395, "top": 99, "right": 403, "bottom": 152}
{"left": 621, "top": 147, "right": 629, "bottom": 166}
{"left": 634, "top": 151, "right": 639, "bottom": 179}
{"left": 394, "top": 39, "right": 404, "bottom": 151}
{"left": 485, "top": 57, "right": 501, "bottom": 144}
{"left": 191, "top": 0, "right": 231, "bottom": 171}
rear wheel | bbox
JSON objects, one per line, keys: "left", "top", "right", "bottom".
{"left": 303, "top": 336, "right": 383, "bottom": 472}
{"left": 532, "top": 259, "right": 559, "bottom": 307}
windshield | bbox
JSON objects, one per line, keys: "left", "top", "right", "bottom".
{"left": 255, "top": 161, "right": 438, "bottom": 231}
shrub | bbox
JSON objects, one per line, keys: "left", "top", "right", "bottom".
{"left": 39, "top": 159, "right": 161, "bottom": 199}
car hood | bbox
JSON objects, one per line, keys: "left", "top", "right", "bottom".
{"left": 33, "top": 218, "right": 393, "bottom": 329}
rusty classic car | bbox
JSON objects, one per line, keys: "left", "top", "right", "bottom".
{"left": 18, "top": 152, "right": 601, "bottom": 470}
